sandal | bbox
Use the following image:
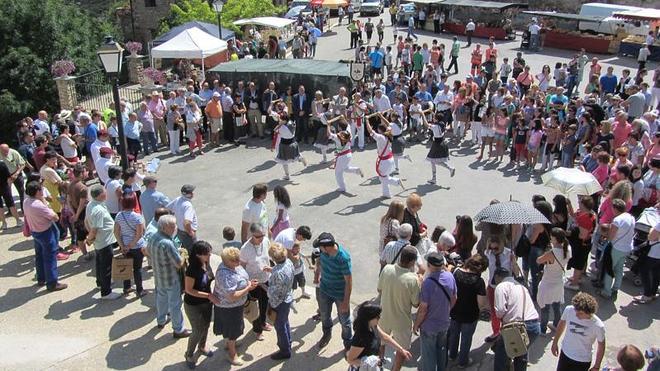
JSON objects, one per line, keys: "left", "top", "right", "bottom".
{"left": 228, "top": 357, "right": 244, "bottom": 366}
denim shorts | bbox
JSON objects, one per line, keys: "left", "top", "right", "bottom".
{"left": 493, "top": 133, "right": 506, "bottom": 142}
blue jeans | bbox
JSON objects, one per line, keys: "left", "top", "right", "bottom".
{"left": 32, "top": 224, "right": 60, "bottom": 287}
{"left": 274, "top": 301, "right": 292, "bottom": 355}
{"left": 494, "top": 319, "right": 540, "bottom": 371}
{"left": 530, "top": 34, "right": 540, "bottom": 51}
{"left": 141, "top": 131, "right": 158, "bottom": 155}
{"left": 602, "top": 248, "right": 628, "bottom": 297}
{"left": 540, "top": 302, "right": 561, "bottom": 333}
{"left": 407, "top": 26, "right": 418, "bottom": 39}
{"left": 526, "top": 245, "right": 544, "bottom": 302}
{"left": 318, "top": 289, "right": 352, "bottom": 349}
{"left": 561, "top": 151, "right": 575, "bottom": 168}
{"left": 420, "top": 329, "right": 448, "bottom": 371}
{"left": 566, "top": 75, "right": 577, "bottom": 97}
{"left": 448, "top": 320, "right": 477, "bottom": 367}
{"left": 156, "top": 279, "right": 184, "bottom": 333}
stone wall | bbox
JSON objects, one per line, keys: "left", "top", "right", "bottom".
{"left": 116, "top": 0, "right": 176, "bottom": 45}
{"left": 527, "top": 0, "right": 658, "bottom": 13}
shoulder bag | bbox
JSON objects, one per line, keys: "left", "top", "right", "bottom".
{"left": 515, "top": 225, "right": 531, "bottom": 258}
{"left": 383, "top": 220, "right": 397, "bottom": 245}
{"left": 430, "top": 276, "right": 451, "bottom": 302}
{"left": 499, "top": 286, "right": 530, "bottom": 358}
{"left": 243, "top": 298, "right": 259, "bottom": 322}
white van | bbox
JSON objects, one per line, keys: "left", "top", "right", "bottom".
{"left": 578, "top": 3, "right": 649, "bottom": 36}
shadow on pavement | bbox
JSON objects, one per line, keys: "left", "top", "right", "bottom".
{"left": 0, "top": 285, "right": 47, "bottom": 313}
{"left": 247, "top": 160, "right": 277, "bottom": 173}
{"left": 8, "top": 239, "right": 33, "bottom": 252}
{"left": 0, "top": 255, "right": 34, "bottom": 278}
{"left": 300, "top": 190, "right": 342, "bottom": 207}
{"left": 335, "top": 198, "right": 388, "bottom": 216}
{"left": 105, "top": 326, "right": 174, "bottom": 370}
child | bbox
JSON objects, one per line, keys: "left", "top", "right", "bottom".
{"left": 290, "top": 241, "right": 311, "bottom": 299}
{"left": 560, "top": 124, "right": 578, "bottom": 168}
{"left": 565, "top": 197, "right": 597, "bottom": 291}
{"left": 512, "top": 118, "right": 529, "bottom": 167}
{"left": 408, "top": 96, "right": 423, "bottom": 142}
{"left": 527, "top": 119, "right": 544, "bottom": 170}
{"left": 271, "top": 185, "right": 291, "bottom": 238}
{"left": 222, "top": 226, "right": 242, "bottom": 250}
{"left": 423, "top": 113, "right": 455, "bottom": 184}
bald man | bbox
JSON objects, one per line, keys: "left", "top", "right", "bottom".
{"left": 0, "top": 143, "right": 27, "bottom": 210}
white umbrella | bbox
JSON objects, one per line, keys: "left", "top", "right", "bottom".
{"left": 541, "top": 167, "right": 602, "bottom": 196}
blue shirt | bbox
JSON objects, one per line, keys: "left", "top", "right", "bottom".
{"left": 140, "top": 189, "right": 171, "bottom": 225}
{"left": 414, "top": 91, "right": 433, "bottom": 103}
{"left": 420, "top": 270, "right": 456, "bottom": 332}
{"left": 84, "top": 123, "right": 98, "bottom": 152}
{"left": 369, "top": 50, "right": 384, "bottom": 68}
{"left": 267, "top": 259, "right": 294, "bottom": 307}
{"left": 123, "top": 120, "right": 142, "bottom": 140}
{"left": 320, "top": 245, "right": 352, "bottom": 300}
{"left": 599, "top": 74, "right": 617, "bottom": 94}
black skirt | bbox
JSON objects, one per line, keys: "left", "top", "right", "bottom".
{"left": 315, "top": 123, "right": 331, "bottom": 146}
{"left": 213, "top": 305, "right": 245, "bottom": 340}
{"left": 276, "top": 137, "right": 301, "bottom": 162}
{"left": 427, "top": 137, "right": 449, "bottom": 159}
{"left": 392, "top": 134, "right": 406, "bottom": 155}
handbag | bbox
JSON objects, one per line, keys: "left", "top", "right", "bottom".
{"left": 22, "top": 219, "right": 31, "bottom": 238}
{"left": 383, "top": 220, "right": 397, "bottom": 246}
{"left": 514, "top": 225, "right": 531, "bottom": 258}
{"left": 499, "top": 286, "right": 530, "bottom": 358}
{"left": 266, "top": 306, "right": 277, "bottom": 324}
{"left": 243, "top": 298, "right": 259, "bottom": 322}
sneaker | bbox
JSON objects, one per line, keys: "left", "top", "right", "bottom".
{"left": 564, "top": 281, "right": 579, "bottom": 290}
{"left": 450, "top": 168, "right": 456, "bottom": 177}
{"left": 100, "top": 292, "right": 122, "bottom": 300}
{"left": 270, "top": 352, "right": 291, "bottom": 360}
{"left": 318, "top": 333, "right": 332, "bottom": 349}
{"left": 283, "top": 175, "right": 290, "bottom": 180}
{"left": 56, "top": 252, "right": 70, "bottom": 261}
{"left": 262, "top": 323, "right": 273, "bottom": 332}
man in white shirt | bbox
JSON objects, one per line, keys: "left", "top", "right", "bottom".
{"left": 638, "top": 44, "right": 650, "bottom": 71}
{"left": 528, "top": 18, "right": 542, "bottom": 52}
{"left": 33, "top": 110, "right": 51, "bottom": 136}
{"left": 274, "top": 225, "right": 312, "bottom": 250}
{"left": 493, "top": 268, "right": 540, "bottom": 371}
{"left": 551, "top": 292, "right": 606, "bottom": 371}
{"left": 601, "top": 199, "right": 635, "bottom": 299}
{"left": 373, "top": 89, "right": 392, "bottom": 113}
{"left": 241, "top": 183, "right": 268, "bottom": 243}
{"left": 465, "top": 19, "right": 476, "bottom": 47}
{"left": 94, "top": 147, "right": 114, "bottom": 185}
{"left": 239, "top": 223, "right": 272, "bottom": 340}
{"left": 166, "top": 184, "right": 198, "bottom": 252}
{"left": 90, "top": 129, "right": 112, "bottom": 165}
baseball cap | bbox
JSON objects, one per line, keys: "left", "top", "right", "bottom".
{"left": 313, "top": 232, "right": 336, "bottom": 248}
{"left": 181, "top": 184, "right": 196, "bottom": 194}
{"left": 426, "top": 252, "right": 446, "bottom": 267}
{"left": 99, "top": 147, "right": 113, "bottom": 156}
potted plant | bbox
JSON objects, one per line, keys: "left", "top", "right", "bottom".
{"left": 51, "top": 59, "right": 76, "bottom": 78}
{"left": 125, "top": 41, "right": 143, "bottom": 56}
{"left": 143, "top": 67, "right": 165, "bottom": 86}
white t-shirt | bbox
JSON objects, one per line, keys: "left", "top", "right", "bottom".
{"left": 90, "top": 139, "right": 111, "bottom": 164}
{"left": 273, "top": 202, "right": 290, "bottom": 225}
{"left": 167, "top": 196, "right": 198, "bottom": 232}
{"left": 560, "top": 306, "right": 606, "bottom": 363}
{"left": 60, "top": 135, "right": 78, "bottom": 159}
{"left": 104, "top": 179, "right": 122, "bottom": 214}
{"left": 529, "top": 24, "right": 541, "bottom": 35}
{"left": 373, "top": 95, "right": 391, "bottom": 112}
{"left": 485, "top": 247, "right": 513, "bottom": 287}
{"left": 434, "top": 91, "right": 454, "bottom": 111}
{"left": 649, "top": 222, "right": 660, "bottom": 259}
{"left": 239, "top": 238, "right": 271, "bottom": 283}
{"left": 638, "top": 47, "right": 650, "bottom": 62}
{"left": 274, "top": 227, "right": 296, "bottom": 250}
{"left": 94, "top": 157, "right": 112, "bottom": 185}
{"left": 242, "top": 199, "right": 268, "bottom": 228}
{"left": 466, "top": 22, "right": 475, "bottom": 31}
{"left": 611, "top": 213, "right": 635, "bottom": 253}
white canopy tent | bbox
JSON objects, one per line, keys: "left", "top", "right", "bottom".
{"left": 150, "top": 26, "right": 228, "bottom": 75}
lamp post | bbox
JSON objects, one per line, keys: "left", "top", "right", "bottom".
{"left": 212, "top": 0, "right": 224, "bottom": 40}
{"left": 97, "top": 36, "right": 129, "bottom": 171}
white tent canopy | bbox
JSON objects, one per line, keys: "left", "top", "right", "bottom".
{"left": 233, "top": 17, "right": 296, "bottom": 28}
{"left": 150, "top": 27, "right": 228, "bottom": 75}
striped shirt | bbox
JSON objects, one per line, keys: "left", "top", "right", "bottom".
{"left": 380, "top": 239, "right": 409, "bottom": 266}
{"left": 147, "top": 231, "right": 183, "bottom": 288}
{"left": 319, "top": 245, "right": 352, "bottom": 300}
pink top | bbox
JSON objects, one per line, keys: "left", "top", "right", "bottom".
{"left": 599, "top": 197, "right": 632, "bottom": 224}
{"left": 24, "top": 197, "right": 56, "bottom": 233}
{"left": 591, "top": 164, "right": 609, "bottom": 187}
{"left": 494, "top": 116, "right": 508, "bottom": 135}
{"left": 612, "top": 121, "right": 632, "bottom": 149}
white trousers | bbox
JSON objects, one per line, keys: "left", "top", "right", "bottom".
{"left": 351, "top": 122, "right": 365, "bottom": 149}
{"left": 652, "top": 87, "right": 660, "bottom": 111}
{"left": 335, "top": 154, "right": 360, "bottom": 191}
{"left": 471, "top": 122, "right": 482, "bottom": 144}
{"left": 168, "top": 130, "right": 180, "bottom": 154}
{"left": 455, "top": 121, "right": 466, "bottom": 138}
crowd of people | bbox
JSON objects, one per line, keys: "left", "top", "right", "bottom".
{"left": 2, "top": 8, "right": 660, "bottom": 371}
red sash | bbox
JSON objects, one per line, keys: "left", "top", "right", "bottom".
{"left": 336, "top": 149, "right": 352, "bottom": 157}
{"left": 376, "top": 144, "right": 393, "bottom": 177}
{"left": 355, "top": 117, "right": 363, "bottom": 127}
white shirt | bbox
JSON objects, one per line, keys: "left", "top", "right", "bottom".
{"left": 274, "top": 227, "right": 296, "bottom": 250}
{"left": 649, "top": 222, "right": 660, "bottom": 259}
{"left": 485, "top": 247, "right": 513, "bottom": 287}
{"left": 529, "top": 23, "right": 541, "bottom": 35}
{"left": 638, "top": 47, "right": 650, "bottom": 62}
{"left": 242, "top": 199, "right": 268, "bottom": 229}
{"left": 560, "top": 306, "right": 606, "bottom": 363}
{"left": 494, "top": 277, "right": 539, "bottom": 323}
{"left": 380, "top": 239, "right": 409, "bottom": 265}
{"left": 240, "top": 238, "right": 271, "bottom": 283}
{"left": 104, "top": 179, "right": 122, "bottom": 214}
{"left": 94, "top": 157, "right": 112, "bottom": 185}
{"left": 90, "top": 139, "right": 111, "bottom": 164}
{"left": 34, "top": 119, "right": 50, "bottom": 136}
{"left": 646, "top": 34, "right": 655, "bottom": 46}
{"left": 167, "top": 195, "right": 198, "bottom": 232}
{"left": 612, "top": 212, "right": 635, "bottom": 253}
{"left": 390, "top": 120, "right": 404, "bottom": 136}
{"left": 273, "top": 202, "right": 290, "bottom": 225}
{"left": 433, "top": 90, "right": 454, "bottom": 111}
{"left": 373, "top": 132, "right": 391, "bottom": 155}
{"left": 466, "top": 21, "right": 475, "bottom": 31}
{"left": 60, "top": 134, "right": 78, "bottom": 158}
{"left": 373, "top": 95, "right": 391, "bottom": 112}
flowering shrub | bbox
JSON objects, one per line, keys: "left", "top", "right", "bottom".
{"left": 125, "top": 41, "right": 143, "bottom": 54}
{"left": 51, "top": 59, "right": 76, "bottom": 77}
{"left": 143, "top": 67, "right": 165, "bottom": 84}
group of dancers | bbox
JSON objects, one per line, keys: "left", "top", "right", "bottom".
{"left": 267, "top": 88, "right": 456, "bottom": 198}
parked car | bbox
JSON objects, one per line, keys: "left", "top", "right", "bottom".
{"left": 360, "top": 0, "right": 382, "bottom": 16}
{"left": 289, "top": 0, "right": 310, "bottom": 8}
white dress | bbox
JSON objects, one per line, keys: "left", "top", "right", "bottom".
{"left": 537, "top": 247, "right": 571, "bottom": 307}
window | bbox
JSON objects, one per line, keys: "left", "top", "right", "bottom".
{"left": 144, "top": 0, "right": 156, "bottom": 7}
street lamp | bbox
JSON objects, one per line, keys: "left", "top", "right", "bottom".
{"left": 212, "top": 0, "right": 224, "bottom": 40}
{"left": 97, "top": 36, "right": 129, "bottom": 171}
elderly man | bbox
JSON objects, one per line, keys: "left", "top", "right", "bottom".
{"left": 140, "top": 176, "right": 171, "bottom": 226}
{"left": 145, "top": 214, "right": 190, "bottom": 338}
{"left": 23, "top": 181, "right": 67, "bottom": 291}
{"left": 245, "top": 82, "right": 263, "bottom": 138}
{"left": 204, "top": 92, "right": 224, "bottom": 146}
{"left": 373, "top": 89, "right": 392, "bottom": 113}
{"left": 414, "top": 252, "right": 457, "bottom": 371}
{"left": 79, "top": 113, "right": 97, "bottom": 173}
{"left": 293, "top": 85, "right": 311, "bottom": 144}
{"left": 148, "top": 91, "right": 168, "bottom": 147}
{"left": 380, "top": 223, "right": 413, "bottom": 269}
{"left": 379, "top": 245, "right": 420, "bottom": 371}
{"left": 314, "top": 232, "right": 353, "bottom": 350}
{"left": 240, "top": 223, "right": 272, "bottom": 340}
{"left": 138, "top": 102, "right": 157, "bottom": 155}
{"left": 220, "top": 87, "right": 235, "bottom": 143}
{"left": 94, "top": 147, "right": 114, "bottom": 185}
{"left": 33, "top": 110, "right": 51, "bottom": 136}
{"left": 0, "top": 143, "right": 27, "bottom": 210}
{"left": 90, "top": 129, "right": 112, "bottom": 166}
{"left": 167, "top": 184, "right": 198, "bottom": 252}
{"left": 85, "top": 184, "right": 120, "bottom": 299}
{"left": 493, "top": 268, "right": 540, "bottom": 371}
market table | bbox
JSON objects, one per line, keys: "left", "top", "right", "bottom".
{"left": 619, "top": 41, "right": 660, "bottom": 61}
{"left": 443, "top": 22, "right": 507, "bottom": 40}
{"left": 543, "top": 29, "right": 611, "bottom": 54}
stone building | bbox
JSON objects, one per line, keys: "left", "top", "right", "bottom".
{"left": 116, "top": 0, "right": 176, "bottom": 46}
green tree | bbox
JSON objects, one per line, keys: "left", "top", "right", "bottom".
{"left": 0, "top": 0, "right": 115, "bottom": 143}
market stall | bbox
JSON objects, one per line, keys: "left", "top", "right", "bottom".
{"left": 422, "top": 0, "right": 526, "bottom": 40}
{"left": 151, "top": 27, "right": 228, "bottom": 77}
{"left": 522, "top": 11, "right": 613, "bottom": 54}
{"left": 613, "top": 9, "right": 660, "bottom": 61}
{"left": 233, "top": 17, "right": 297, "bottom": 43}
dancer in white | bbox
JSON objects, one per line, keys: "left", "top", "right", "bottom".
{"left": 324, "top": 115, "right": 364, "bottom": 193}
{"left": 423, "top": 112, "right": 455, "bottom": 184}
{"left": 312, "top": 91, "right": 333, "bottom": 163}
{"left": 269, "top": 102, "right": 307, "bottom": 180}
{"left": 366, "top": 113, "right": 404, "bottom": 198}
{"left": 408, "top": 96, "right": 424, "bottom": 142}
{"left": 350, "top": 92, "right": 368, "bottom": 150}
{"left": 378, "top": 111, "right": 411, "bottom": 174}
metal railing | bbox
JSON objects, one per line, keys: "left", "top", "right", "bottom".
{"left": 73, "top": 69, "right": 146, "bottom": 112}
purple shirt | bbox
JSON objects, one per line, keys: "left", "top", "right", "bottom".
{"left": 420, "top": 270, "right": 456, "bottom": 333}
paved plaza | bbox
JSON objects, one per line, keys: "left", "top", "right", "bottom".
{"left": 1, "top": 12, "right": 658, "bottom": 371}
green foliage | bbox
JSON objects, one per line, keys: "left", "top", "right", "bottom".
{"left": 0, "top": 0, "right": 115, "bottom": 143}
{"left": 220, "top": 0, "right": 286, "bottom": 26}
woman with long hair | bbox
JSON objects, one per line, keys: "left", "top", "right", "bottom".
{"left": 379, "top": 199, "right": 405, "bottom": 254}
{"left": 365, "top": 114, "right": 403, "bottom": 199}
{"left": 536, "top": 228, "right": 571, "bottom": 334}
{"left": 346, "top": 302, "right": 411, "bottom": 370}
{"left": 552, "top": 194, "right": 569, "bottom": 230}
{"left": 271, "top": 185, "right": 291, "bottom": 238}
{"left": 183, "top": 241, "right": 216, "bottom": 368}
{"left": 526, "top": 200, "right": 553, "bottom": 302}
{"left": 453, "top": 215, "right": 477, "bottom": 260}
{"left": 535, "top": 64, "right": 552, "bottom": 92}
